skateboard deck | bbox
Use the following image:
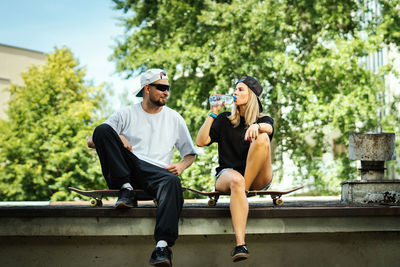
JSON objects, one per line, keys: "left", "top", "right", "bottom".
{"left": 184, "top": 186, "right": 304, "bottom": 206}
{"left": 68, "top": 187, "right": 155, "bottom": 207}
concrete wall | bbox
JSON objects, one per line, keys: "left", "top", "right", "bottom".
{"left": 1, "top": 212, "right": 400, "bottom": 267}
{"left": 1, "top": 232, "right": 400, "bottom": 267}
{"left": 0, "top": 43, "right": 46, "bottom": 119}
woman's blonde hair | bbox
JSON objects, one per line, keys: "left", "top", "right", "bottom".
{"left": 228, "top": 88, "right": 262, "bottom": 128}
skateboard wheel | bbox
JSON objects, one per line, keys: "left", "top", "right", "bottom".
{"left": 90, "top": 199, "right": 98, "bottom": 207}
{"left": 273, "top": 198, "right": 284, "bottom": 206}
{"left": 153, "top": 200, "right": 158, "bottom": 207}
{"left": 208, "top": 199, "right": 217, "bottom": 207}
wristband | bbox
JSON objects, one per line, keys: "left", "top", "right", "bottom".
{"left": 208, "top": 112, "right": 218, "bottom": 119}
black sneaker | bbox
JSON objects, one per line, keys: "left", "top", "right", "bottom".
{"left": 232, "top": 244, "right": 250, "bottom": 262}
{"left": 115, "top": 188, "right": 137, "bottom": 209}
{"left": 149, "top": 247, "right": 172, "bottom": 266}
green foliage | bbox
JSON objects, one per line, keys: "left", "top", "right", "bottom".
{"left": 0, "top": 48, "right": 106, "bottom": 201}
{"left": 111, "top": 0, "right": 400, "bottom": 195}
{"left": 379, "top": 0, "right": 400, "bottom": 46}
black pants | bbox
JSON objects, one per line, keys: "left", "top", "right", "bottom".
{"left": 93, "top": 123, "right": 184, "bottom": 246}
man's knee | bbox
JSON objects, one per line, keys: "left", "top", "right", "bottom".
{"left": 93, "top": 123, "right": 114, "bottom": 142}
{"left": 165, "top": 174, "right": 182, "bottom": 189}
{"left": 162, "top": 175, "right": 183, "bottom": 197}
{"left": 158, "top": 174, "right": 183, "bottom": 204}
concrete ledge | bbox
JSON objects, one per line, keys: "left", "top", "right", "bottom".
{"left": 1, "top": 205, "right": 400, "bottom": 218}
{"left": 1, "top": 216, "right": 399, "bottom": 236}
{"left": 2, "top": 198, "right": 400, "bottom": 267}
{"left": 1, "top": 198, "right": 400, "bottom": 237}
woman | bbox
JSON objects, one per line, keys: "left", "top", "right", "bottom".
{"left": 196, "top": 75, "right": 274, "bottom": 262}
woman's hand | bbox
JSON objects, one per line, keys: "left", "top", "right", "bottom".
{"left": 210, "top": 94, "right": 225, "bottom": 114}
{"left": 244, "top": 123, "right": 260, "bottom": 142}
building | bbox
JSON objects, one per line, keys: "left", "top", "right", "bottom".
{"left": 1, "top": 198, "right": 400, "bottom": 266}
{"left": 0, "top": 43, "right": 46, "bottom": 119}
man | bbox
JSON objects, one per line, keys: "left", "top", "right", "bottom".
{"left": 87, "top": 69, "right": 197, "bottom": 266}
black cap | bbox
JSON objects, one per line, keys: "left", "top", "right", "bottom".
{"left": 236, "top": 76, "right": 263, "bottom": 112}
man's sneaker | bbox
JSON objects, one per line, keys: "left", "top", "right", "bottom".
{"left": 232, "top": 244, "right": 250, "bottom": 262}
{"left": 115, "top": 188, "right": 137, "bottom": 209}
{"left": 149, "top": 246, "right": 172, "bottom": 266}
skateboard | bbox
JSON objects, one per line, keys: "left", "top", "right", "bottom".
{"left": 68, "top": 187, "right": 156, "bottom": 207}
{"left": 184, "top": 186, "right": 304, "bottom": 206}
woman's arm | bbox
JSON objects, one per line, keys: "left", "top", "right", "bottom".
{"left": 258, "top": 122, "right": 273, "bottom": 135}
{"left": 244, "top": 122, "right": 273, "bottom": 142}
{"left": 195, "top": 116, "right": 214, "bottom": 147}
{"left": 196, "top": 99, "right": 224, "bottom": 147}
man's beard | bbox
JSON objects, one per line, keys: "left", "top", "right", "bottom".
{"left": 150, "top": 95, "right": 166, "bottom": 106}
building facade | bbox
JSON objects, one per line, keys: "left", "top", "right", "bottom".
{"left": 0, "top": 43, "right": 46, "bottom": 119}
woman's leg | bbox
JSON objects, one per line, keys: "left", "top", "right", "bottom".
{"left": 215, "top": 169, "right": 248, "bottom": 246}
{"left": 244, "top": 132, "right": 273, "bottom": 190}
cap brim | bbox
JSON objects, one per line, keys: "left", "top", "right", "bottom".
{"left": 136, "top": 89, "right": 143, "bottom": 97}
{"left": 257, "top": 98, "right": 263, "bottom": 112}
{"left": 129, "top": 76, "right": 143, "bottom": 97}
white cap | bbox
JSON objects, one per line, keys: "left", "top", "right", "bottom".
{"left": 135, "top": 69, "right": 168, "bottom": 97}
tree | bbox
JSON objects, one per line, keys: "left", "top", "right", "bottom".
{"left": 111, "top": 0, "right": 400, "bottom": 194}
{"left": 0, "top": 48, "right": 106, "bottom": 201}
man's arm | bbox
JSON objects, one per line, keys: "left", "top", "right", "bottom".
{"left": 87, "top": 133, "right": 132, "bottom": 152}
{"left": 165, "top": 154, "right": 196, "bottom": 176}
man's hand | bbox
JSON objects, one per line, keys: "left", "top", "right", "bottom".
{"left": 119, "top": 135, "right": 132, "bottom": 152}
{"left": 165, "top": 154, "right": 196, "bottom": 176}
{"left": 87, "top": 135, "right": 95, "bottom": 149}
{"left": 166, "top": 163, "right": 185, "bottom": 176}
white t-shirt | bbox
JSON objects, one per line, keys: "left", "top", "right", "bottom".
{"left": 105, "top": 103, "right": 197, "bottom": 168}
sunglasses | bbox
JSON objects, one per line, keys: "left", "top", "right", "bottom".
{"left": 150, "top": 83, "right": 170, "bottom": 92}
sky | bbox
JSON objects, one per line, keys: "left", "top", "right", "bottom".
{"left": 0, "top": 0, "right": 139, "bottom": 107}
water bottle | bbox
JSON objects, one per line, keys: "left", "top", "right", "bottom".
{"left": 209, "top": 95, "right": 236, "bottom": 106}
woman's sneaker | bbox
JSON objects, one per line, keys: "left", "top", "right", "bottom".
{"left": 231, "top": 244, "right": 250, "bottom": 262}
